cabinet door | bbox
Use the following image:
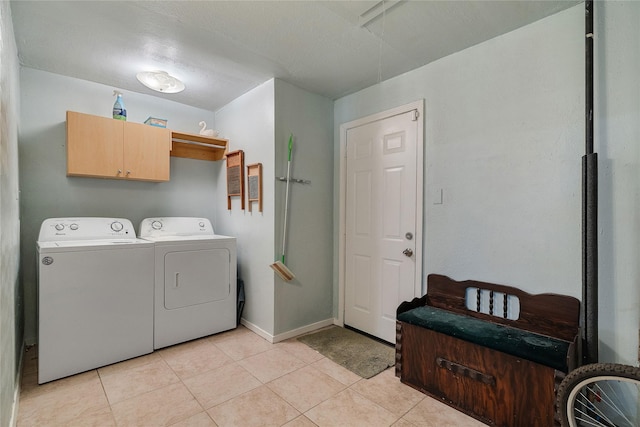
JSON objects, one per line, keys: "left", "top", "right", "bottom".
{"left": 67, "top": 111, "right": 124, "bottom": 178}
{"left": 123, "top": 122, "right": 171, "bottom": 181}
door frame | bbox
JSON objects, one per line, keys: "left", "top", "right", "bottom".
{"left": 337, "top": 100, "right": 425, "bottom": 327}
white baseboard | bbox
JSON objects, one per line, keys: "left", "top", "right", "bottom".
{"left": 239, "top": 318, "right": 338, "bottom": 343}
{"left": 239, "top": 319, "right": 274, "bottom": 342}
{"left": 10, "top": 341, "right": 25, "bottom": 427}
{"left": 272, "top": 318, "right": 336, "bottom": 343}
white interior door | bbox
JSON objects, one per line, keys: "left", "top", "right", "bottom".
{"left": 344, "top": 108, "right": 420, "bottom": 343}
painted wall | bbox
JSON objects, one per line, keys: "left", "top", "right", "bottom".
{"left": 19, "top": 68, "right": 218, "bottom": 345}
{"left": 213, "top": 79, "right": 334, "bottom": 340}
{"left": 273, "top": 80, "right": 334, "bottom": 336}
{"left": 593, "top": 0, "right": 640, "bottom": 365}
{"left": 19, "top": 71, "right": 334, "bottom": 352}
{"left": 335, "top": 3, "right": 639, "bottom": 364}
{"left": 0, "top": 2, "right": 22, "bottom": 425}
{"left": 214, "top": 80, "right": 276, "bottom": 336}
{"left": 11, "top": 0, "right": 637, "bottom": 372}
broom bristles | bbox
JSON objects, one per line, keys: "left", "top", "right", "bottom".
{"left": 270, "top": 260, "right": 295, "bottom": 281}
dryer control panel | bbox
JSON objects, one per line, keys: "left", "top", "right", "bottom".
{"left": 139, "top": 217, "right": 214, "bottom": 238}
{"left": 38, "top": 217, "right": 136, "bottom": 242}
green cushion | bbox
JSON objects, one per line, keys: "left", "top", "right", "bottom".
{"left": 397, "top": 305, "right": 570, "bottom": 372}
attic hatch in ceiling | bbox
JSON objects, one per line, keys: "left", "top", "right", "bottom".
{"left": 358, "top": 0, "right": 404, "bottom": 27}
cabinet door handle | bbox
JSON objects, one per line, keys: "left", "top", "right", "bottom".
{"left": 117, "top": 169, "right": 122, "bottom": 175}
{"left": 126, "top": 170, "right": 131, "bottom": 176}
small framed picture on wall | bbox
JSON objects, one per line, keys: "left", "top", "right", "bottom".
{"left": 226, "top": 150, "right": 245, "bottom": 210}
{"left": 247, "top": 163, "right": 263, "bottom": 213}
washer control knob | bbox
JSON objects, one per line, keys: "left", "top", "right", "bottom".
{"left": 199, "top": 221, "right": 205, "bottom": 228}
{"left": 111, "top": 221, "right": 124, "bottom": 232}
{"left": 151, "top": 220, "right": 163, "bottom": 230}
{"left": 69, "top": 223, "right": 79, "bottom": 230}
{"left": 54, "top": 223, "right": 64, "bottom": 231}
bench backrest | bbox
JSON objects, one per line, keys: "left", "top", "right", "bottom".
{"left": 426, "top": 274, "right": 580, "bottom": 342}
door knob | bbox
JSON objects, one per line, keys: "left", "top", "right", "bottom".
{"left": 403, "top": 248, "right": 413, "bottom": 257}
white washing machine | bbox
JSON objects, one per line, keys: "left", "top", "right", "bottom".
{"left": 139, "top": 217, "right": 237, "bottom": 349}
{"left": 37, "top": 217, "right": 154, "bottom": 384}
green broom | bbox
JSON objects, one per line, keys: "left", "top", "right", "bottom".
{"left": 270, "top": 134, "right": 295, "bottom": 281}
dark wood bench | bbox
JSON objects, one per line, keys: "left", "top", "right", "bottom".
{"left": 395, "top": 274, "right": 580, "bottom": 427}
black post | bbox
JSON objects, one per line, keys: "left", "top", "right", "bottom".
{"left": 585, "top": 0, "right": 594, "bottom": 156}
{"left": 583, "top": 0, "right": 598, "bottom": 365}
{"left": 583, "top": 153, "right": 598, "bottom": 365}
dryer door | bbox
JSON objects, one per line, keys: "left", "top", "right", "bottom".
{"left": 164, "top": 248, "right": 230, "bottom": 309}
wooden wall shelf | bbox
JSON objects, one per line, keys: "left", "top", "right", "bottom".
{"left": 171, "top": 131, "right": 229, "bottom": 161}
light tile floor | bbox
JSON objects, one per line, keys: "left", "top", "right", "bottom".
{"left": 17, "top": 326, "right": 485, "bottom": 426}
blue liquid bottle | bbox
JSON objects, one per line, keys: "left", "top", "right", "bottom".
{"left": 113, "top": 90, "right": 127, "bottom": 121}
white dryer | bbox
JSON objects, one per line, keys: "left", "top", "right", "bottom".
{"left": 37, "top": 217, "right": 154, "bottom": 384}
{"left": 139, "top": 217, "right": 237, "bottom": 349}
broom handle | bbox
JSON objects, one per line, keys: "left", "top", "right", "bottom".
{"left": 282, "top": 135, "right": 293, "bottom": 263}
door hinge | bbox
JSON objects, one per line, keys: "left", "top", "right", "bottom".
{"left": 411, "top": 110, "right": 419, "bottom": 121}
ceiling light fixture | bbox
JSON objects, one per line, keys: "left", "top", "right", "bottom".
{"left": 136, "top": 70, "right": 185, "bottom": 93}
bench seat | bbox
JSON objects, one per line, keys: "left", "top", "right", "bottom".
{"left": 397, "top": 305, "right": 571, "bottom": 371}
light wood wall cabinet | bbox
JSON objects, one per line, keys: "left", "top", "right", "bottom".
{"left": 66, "top": 111, "right": 171, "bottom": 182}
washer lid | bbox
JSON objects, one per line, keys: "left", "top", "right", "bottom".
{"left": 38, "top": 238, "right": 154, "bottom": 252}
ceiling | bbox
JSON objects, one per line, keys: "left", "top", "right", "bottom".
{"left": 10, "top": 0, "right": 580, "bottom": 112}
